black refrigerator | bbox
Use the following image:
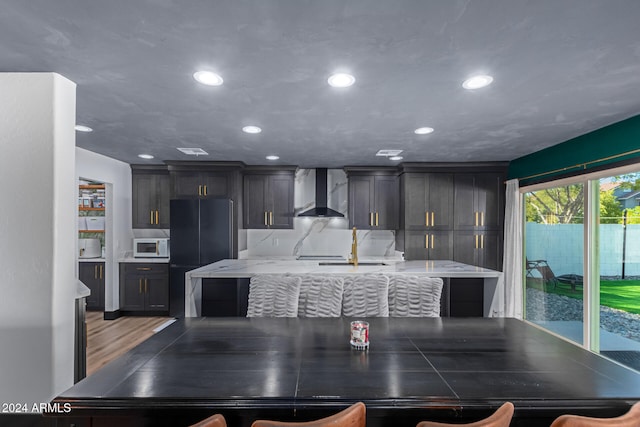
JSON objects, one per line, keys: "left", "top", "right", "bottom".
{"left": 169, "top": 198, "right": 234, "bottom": 317}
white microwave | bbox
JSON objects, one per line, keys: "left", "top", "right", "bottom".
{"left": 133, "top": 238, "right": 170, "bottom": 258}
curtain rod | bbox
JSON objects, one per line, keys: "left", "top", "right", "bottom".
{"left": 516, "top": 147, "right": 640, "bottom": 182}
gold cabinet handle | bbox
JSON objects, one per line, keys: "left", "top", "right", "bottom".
{"left": 475, "top": 234, "right": 479, "bottom": 249}
{"left": 99, "top": 264, "right": 103, "bottom": 279}
{"left": 204, "top": 185, "right": 208, "bottom": 196}
{"left": 139, "top": 278, "right": 143, "bottom": 294}
{"left": 369, "top": 212, "right": 373, "bottom": 226}
{"left": 481, "top": 234, "right": 484, "bottom": 249}
{"left": 94, "top": 265, "right": 98, "bottom": 279}
{"left": 264, "top": 211, "right": 268, "bottom": 226}
{"left": 425, "top": 212, "right": 429, "bottom": 227}
{"left": 136, "top": 267, "right": 152, "bottom": 271}
{"left": 145, "top": 278, "right": 148, "bottom": 293}
{"left": 425, "top": 234, "right": 428, "bottom": 249}
{"left": 155, "top": 210, "right": 159, "bottom": 225}
{"left": 431, "top": 234, "right": 434, "bottom": 249}
{"left": 431, "top": 212, "right": 434, "bottom": 227}
{"left": 375, "top": 212, "right": 379, "bottom": 226}
{"left": 475, "top": 211, "right": 479, "bottom": 227}
{"left": 198, "top": 185, "right": 202, "bottom": 196}
{"left": 481, "top": 211, "right": 485, "bottom": 227}
{"left": 269, "top": 211, "right": 273, "bottom": 226}
{"left": 150, "top": 210, "right": 154, "bottom": 225}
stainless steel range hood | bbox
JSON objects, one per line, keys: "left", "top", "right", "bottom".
{"left": 298, "top": 168, "right": 344, "bottom": 218}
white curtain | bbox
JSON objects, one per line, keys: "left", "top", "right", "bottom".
{"left": 490, "top": 179, "right": 523, "bottom": 318}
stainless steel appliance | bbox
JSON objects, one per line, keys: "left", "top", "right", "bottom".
{"left": 133, "top": 238, "right": 170, "bottom": 258}
{"left": 169, "top": 198, "right": 233, "bottom": 317}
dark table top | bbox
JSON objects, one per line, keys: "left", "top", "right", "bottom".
{"left": 52, "top": 317, "right": 640, "bottom": 426}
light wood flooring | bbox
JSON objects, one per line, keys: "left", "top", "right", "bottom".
{"left": 86, "top": 311, "right": 174, "bottom": 376}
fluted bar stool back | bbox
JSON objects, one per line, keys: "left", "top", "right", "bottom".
{"left": 416, "top": 402, "right": 514, "bottom": 427}
{"left": 188, "top": 413, "right": 227, "bottom": 427}
{"left": 251, "top": 402, "right": 366, "bottom": 427}
{"left": 550, "top": 401, "right": 640, "bottom": 427}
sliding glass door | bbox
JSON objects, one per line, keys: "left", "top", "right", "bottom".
{"left": 524, "top": 183, "right": 585, "bottom": 344}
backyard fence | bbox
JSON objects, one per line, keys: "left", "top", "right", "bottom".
{"left": 525, "top": 223, "right": 640, "bottom": 277}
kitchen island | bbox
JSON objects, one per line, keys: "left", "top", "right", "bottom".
{"left": 184, "top": 259, "right": 504, "bottom": 318}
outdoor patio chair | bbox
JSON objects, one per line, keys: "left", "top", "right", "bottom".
{"left": 526, "top": 259, "right": 559, "bottom": 288}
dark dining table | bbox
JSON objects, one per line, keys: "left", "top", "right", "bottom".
{"left": 49, "top": 317, "right": 640, "bottom": 427}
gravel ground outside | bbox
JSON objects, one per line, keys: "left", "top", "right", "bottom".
{"left": 526, "top": 287, "right": 640, "bottom": 342}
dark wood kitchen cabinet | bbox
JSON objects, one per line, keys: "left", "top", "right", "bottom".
{"left": 403, "top": 172, "right": 454, "bottom": 230}
{"left": 243, "top": 167, "right": 296, "bottom": 229}
{"left": 345, "top": 168, "right": 399, "bottom": 230}
{"left": 79, "top": 261, "right": 104, "bottom": 311}
{"left": 397, "top": 163, "right": 507, "bottom": 269}
{"left": 119, "top": 263, "right": 169, "bottom": 315}
{"left": 131, "top": 165, "right": 170, "bottom": 228}
{"left": 166, "top": 161, "right": 244, "bottom": 199}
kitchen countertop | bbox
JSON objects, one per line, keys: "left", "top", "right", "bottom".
{"left": 78, "top": 257, "right": 105, "bottom": 263}
{"left": 187, "top": 258, "right": 502, "bottom": 278}
{"left": 185, "top": 259, "right": 505, "bottom": 317}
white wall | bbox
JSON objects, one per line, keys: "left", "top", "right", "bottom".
{"left": 76, "top": 147, "right": 133, "bottom": 312}
{"left": 0, "top": 73, "right": 76, "bottom": 405}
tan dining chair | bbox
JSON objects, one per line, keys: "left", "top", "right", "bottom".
{"left": 550, "top": 402, "right": 640, "bottom": 427}
{"left": 415, "top": 402, "right": 514, "bottom": 427}
{"left": 251, "top": 402, "right": 366, "bottom": 427}
{"left": 188, "top": 413, "right": 227, "bottom": 427}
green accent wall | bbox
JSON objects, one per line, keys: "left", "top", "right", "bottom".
{"left": 508, "top": 114, "right": 640, "bottom": 185}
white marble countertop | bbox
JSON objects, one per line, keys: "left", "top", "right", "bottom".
{"left": 78, "top": 257, "right": 105, "bottom": 263}
{"left": 118, "top": 256, "right": 170, "bottom": 263}
{"left": 76, "top": 280, "right": 91, "bottom": 299}
{"left": 187, "top": 258, "right": 502, "bottom": 278}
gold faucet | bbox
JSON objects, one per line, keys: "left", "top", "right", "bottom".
{"left": 349, "top": 227, "right": 358, "bottom": 267}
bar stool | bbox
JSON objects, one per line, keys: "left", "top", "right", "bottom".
{"left": 251, "top": 402, "right": 366, "bottom": 427}
{"left": 550, "top": 402, "right": 640, "bottom": 426}
{"left": 189, "top": 413, "right": 227, "bottom": 427}
{"left": 415, "top": 402, "right": 514, "bottom": 427}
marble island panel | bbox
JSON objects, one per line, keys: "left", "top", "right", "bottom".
{"left": 185, "top": 259, "right": 504, "bottom": 318}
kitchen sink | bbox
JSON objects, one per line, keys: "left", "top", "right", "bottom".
{"left": 317, "top": 262, "right": 388, "bottom": 266}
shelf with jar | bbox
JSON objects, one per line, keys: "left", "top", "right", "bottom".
{"left": 78, "top": 183, "right": 106, "bottom": 252}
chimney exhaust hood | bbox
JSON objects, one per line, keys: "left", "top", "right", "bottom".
{"left": 298, "top": 168, "right": 344, "bottom": 218}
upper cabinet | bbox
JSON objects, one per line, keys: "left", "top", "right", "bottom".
{"left": 166, "top": 161, "right": 244, "bottom": 200}
{"left": 131, "top": 165, "right": 170, "bottom": 229}
{"left": 454, "top": 173, "right": 504, "bottom": 231}
{"left": 243, "top": 167, "right": 296, "bottom": 229}
{"left": 345, "top": 168, "right": 399, "bottom": 230}
{"left": 403, "top": 173, "right": 454, "bottom": 230}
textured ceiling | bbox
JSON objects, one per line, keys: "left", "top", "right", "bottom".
{"left": 2, "top": 1, "right": 640, "bottom": 168}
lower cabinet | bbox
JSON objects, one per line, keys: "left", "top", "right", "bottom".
{"left": 201, "top": 278, "right": 250, "bottom": 316}
{"left": 446, "top": 278, "right": 484, "bottom": 317}
{"left": 120, "top": 263, "right": 169, "bottom": 315}
{"left": 79, "top": 262, "right": 104, "bottom": 311}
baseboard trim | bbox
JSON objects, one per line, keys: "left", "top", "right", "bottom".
{"left": 103, "top": 310, "right": 121, "bottom": 320}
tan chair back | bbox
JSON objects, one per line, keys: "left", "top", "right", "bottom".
{"left": 251, "top": 402, "right": 366, "bottom": 427}
{"left": 550, "top": 402, "right": 640, "bottom": 427}
{"left": 416, "top": 402, "right": 514, "bottom": 427}
{"left": 189, "top": 413, "right": 227, "bottom": 427}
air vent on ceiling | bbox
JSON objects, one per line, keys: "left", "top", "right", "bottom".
{"left": 375, "top": 149, "right": 403, "bottom": 157}
{"left": 176, "top": 147, "right": 209, "bottom": 156}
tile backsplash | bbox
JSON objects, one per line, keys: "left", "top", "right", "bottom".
{"left": 244, "top": 169, "right": 396, "bottom": 258}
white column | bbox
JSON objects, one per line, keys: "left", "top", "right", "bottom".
{"left": 0, "top": 73, "right": 76, "bottom": 405}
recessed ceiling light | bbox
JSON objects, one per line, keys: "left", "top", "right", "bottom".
{"left": 138, "top": 154, "right": 154, "bottom": 160}
{"left": 242, "top": 125, "right": 262, "bottom": 134}
{"left": 193, "top": 71, "right": 223, "bottom": 86}
{"left": 266, "top": 155, "right": 280, "bottom": 161}
{"left": 75, "top": 125, "right": 93, "bottom": 132}
{"left": 414, "top": 127, "right": 434, "bottom": 135}
{"left": 389, "top": 156, "right": 403, "bottom": 161}
{"left": 328, "top": 73, "right": 355, "bottom": 88}
{"left": 462, "top": 74, "right": 494, "bottom": 90}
